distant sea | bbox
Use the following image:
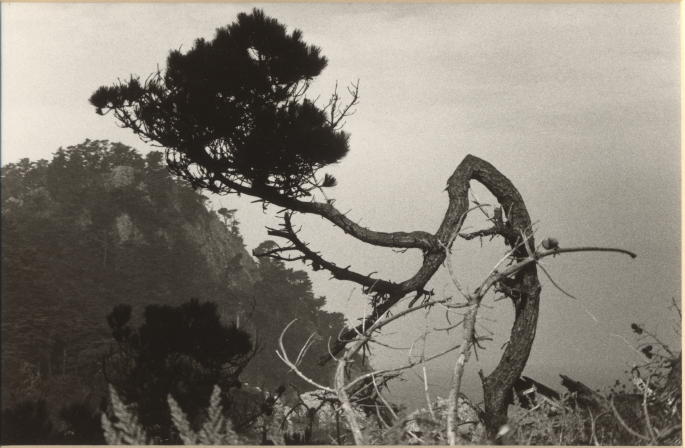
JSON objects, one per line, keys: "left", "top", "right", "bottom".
{"left": 384, "top": 361, "right": 630, "bottom": 412}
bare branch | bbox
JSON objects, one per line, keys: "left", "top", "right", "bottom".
{"left": 459, "top": 226, "right": 500, "bottom": 240}
{"left": 294, "top": 332, "right": 318, "bottom": 367}
{"left": 371, "top": 373, "right": 398, "bottom": 419}
{"left": 447, "top": 302, "right": 479, "bottom": 445}
{"left": 343, "top": 342, "right": 462, "bottom": 393}
{"left": 641, "top": 377, "right": 658, "bottom": 443}
{"left": 335, "top": 355, "right": 365, "bottom": 444}
{"left": 537, "top": 263, "right": 578, "bottom": 300}
{"left": 268, "top": 213, "right": 401, "bottom": 296}
{"left": 275, "top": 319, "right": 335, "bottom": 393}
{"left": 325, "top": 80, "right": 360, "bottom": 129}
{"left": 542, "top": 246, "right": 636, "bottom": 259}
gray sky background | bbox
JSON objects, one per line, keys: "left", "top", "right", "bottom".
{"left": 2, "top": 3, "right": 680, "bottom": 407}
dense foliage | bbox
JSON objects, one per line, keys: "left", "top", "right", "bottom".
{"left": 1, "top": 140, "right": 345, "bottom": 444}
{"left": 90, "top": 9, "right": 349, "bottom": 198}
{"left": 103, "top": 300, "right": 253, "bottom": 442}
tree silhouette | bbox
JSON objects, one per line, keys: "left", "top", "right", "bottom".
{"left": 90, "top": 9, "right": 348, "bottom": 198}
{"left": 92, "top": 9, "right": 636, "bottom": 440}
{"left": 103, "top": 300, "right": 255, "bottom": 443}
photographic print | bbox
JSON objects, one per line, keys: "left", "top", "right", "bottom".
{"left": 1, "top": 2, "right": 681, "bottom": 445}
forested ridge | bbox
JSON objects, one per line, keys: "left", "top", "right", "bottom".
{"left": 1, "top": 140, "right": 345, "bottom": 443}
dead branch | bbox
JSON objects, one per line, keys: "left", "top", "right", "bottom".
{"left": 536, "top": 263, "right": 578, "bottom": 300}
{"left": 587, "top": 408, "right": 607, "bottom": 446}
{"left": 324, "top": 80, "right": 361, "bottom": 129}
{"left": 459, "top": 226, "right": 500, "bottom": 240}
{"left": 275, "top": 319, "right": 335, "bottom": 393}
{"left": 343, "top": 342, "right": 462, "bottom": 393}
{"left": 641, "top": 377, "right": 658, "bottom": 444}
{"left": 261, "top": 213, "right": 401, "bottom": 297}
{"left": 335, "top": 355, "right": 365, "bottom": 445}
{"left": 447, "top": 302, "right": 479, "bottom": 445}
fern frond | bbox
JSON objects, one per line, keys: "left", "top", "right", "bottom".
{"left": 101, "top": 413, "right": 123, "bottom": 445}
{"left": 104, "top": 385, "right": 148, "bottom": 444}
{"left": 198, "top": 385, "right": 224, "bottom": 444}
{"left": 168, "top": 394, "right": 197, "bottom": 445}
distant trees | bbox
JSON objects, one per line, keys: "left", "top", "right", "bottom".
{"left": 1, "top": 140, "right": 225, "bottom": 402}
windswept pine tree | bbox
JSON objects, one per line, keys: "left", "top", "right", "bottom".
{"left": 90, "top": 9, "right": 640, "bottom": 439}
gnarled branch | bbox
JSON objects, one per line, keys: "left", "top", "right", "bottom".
{"left": 257, "top": 213, "right": 401, "bottom": 297}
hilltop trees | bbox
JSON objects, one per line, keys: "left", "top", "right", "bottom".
{"left": 1, "top": 141, "right": 227, "bottom": 398}
{"left": 91, "top": 9, "right": 636, "bottom": 442}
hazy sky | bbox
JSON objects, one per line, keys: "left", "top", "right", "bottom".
{"left": 2, "top": 3, "right": 680, "bottom": 407}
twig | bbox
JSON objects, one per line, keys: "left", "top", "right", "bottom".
{"left": 335, "top": 356, "right": 365, "bottom": 445}
{"left": 641, "top": 377, "right": 658, "bottom": 443}
{"left": 276, "top": 320, "right": 335, "bottom": 393}
{"left": 469, "top": 189, "right": 492, "bottom": 219}
{"left": 608, "top": 397, "right": 650, "bottom": 442}
{"left": 670, "top": 296, "right": 681, "bottom": 318}
{"left": 343, "top": 343, "right": 461, "bottom": 393}
{"left": 422, "top": 365, "right": 435, "bottom": 420}
{"left": 420, "top": 310, "right": 435, "bottom": 420}
{"left": 537, "top": 263, "right": 577, "bottom": 300}
{"left": 447, "top": 302, "right": 479, "bottom": 446}
{"left": 543, "top": 246, "right": 636, "bottom": 259}
{"left": 371, "top": 372, "right": 398, "bottom": 419}
{"left": 294, "top": 332, "right": 317, "bottom": 367}
{"left": 587, "top": 408, "right": 605, "bottom": 446}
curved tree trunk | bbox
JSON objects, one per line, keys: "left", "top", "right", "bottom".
{"left": 482, "top": 266, "right": 540, "bottom": 436}
{"left": 445, "top": 156, "right": 542, "bottom": 438}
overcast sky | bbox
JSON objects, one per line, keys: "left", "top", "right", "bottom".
{"left": 2, "top": 3, "right": 680, "bottom": 407}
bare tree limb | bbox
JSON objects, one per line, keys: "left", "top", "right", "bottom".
{"left": 447, "top": 302, "right": 479, "bottom": 445}
{"left": 335, "top": 356, "right": 365, "bottom": 445}
{"left": 275, "top": 320, "right": 335, "bottom": 393}
{"left": 259, "top": 213, "right": 402, "bottom": 297}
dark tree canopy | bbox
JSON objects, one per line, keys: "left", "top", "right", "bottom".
{"left": 90, "top": 9, "right": 349, "bottom": 198}
{"left": 104, "top": 300, "right": 254, "bottom": 442}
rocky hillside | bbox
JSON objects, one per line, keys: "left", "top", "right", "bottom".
{"left": 1, "top": 140, "right": 343, "bottom": 413}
